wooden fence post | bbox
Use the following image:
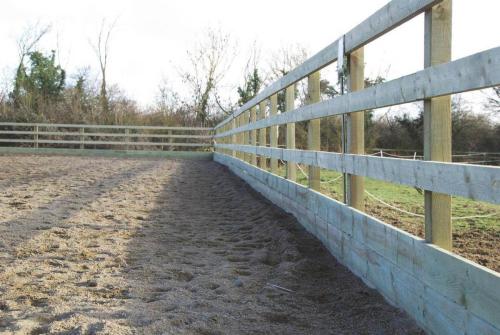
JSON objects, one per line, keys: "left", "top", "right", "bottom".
{"left": 346, "top": 47, "right": 365, "bottom": 211}
{"left": 34, "top": 125, "right": 39, "bottom": 149}
{"left": 258, "top": 101, "right": 267, "bottom": 169}
{"left": 238, "top": 115, "right": 244, "bottom": 160}
{"left": 231, "top": 118, "right": 236, "bottom": 157}
{"left": 168, "top": 130, "right": 173, "bottom": 151}
{"left": 125, "top": 128, "right": 130, "bottom": 151}
{"left": 79, "top": 127, "right": 85, "bottom": 149}
{"left": 250, "top": 106, "right": 257, "bottom": 165}
{"left": 235, "top": 116, "right": 240, "bottom": 159}
{"left": 225, "top": 125, "right": 228, "bottom": 154}
{"left": 307, "top": 71, "right": 321, "bottom": 190}
{"left": 270, "top": 94, "right": 279, "bottom": 173}
{"left": 285, "top": 85, "right": 296, "bottom": 181}
{"left": 244, "top": 110, "right": 250, "bottom": 162}
{"left": 424, "top": 0, "right": 453, "bottom": 250}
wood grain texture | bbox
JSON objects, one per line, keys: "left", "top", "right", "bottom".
{"left": 270, "top": 94, "right": 279, "bottom": 173}
{"left": 243, "top": 110, "right": 250, "bottom": 162}
{"left": 346, "top": 47, "right": 365, "bottom": 210}
{"left": 424, "top": 0, "right": 452, "bottom": 250}
{"left": 231, "top": 118, "right": 236, "bottom": 157}
{"left": 250, "top": 107, "right": 257, "bottom": 165}
{"left": 285, "top": 85, "right": 296, "bottom": 181}
{"left": 215, "top": 144, "right": 500, "bottom": 205}
{"left": 307, "top": 72, "right": 321, "bottom": 190}
{"left": 258, "top": 101, "right": 267, "bottom": 169}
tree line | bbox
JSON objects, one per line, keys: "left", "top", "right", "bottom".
{"left": 0, "top": 24, "right": 498, "bottom": 153}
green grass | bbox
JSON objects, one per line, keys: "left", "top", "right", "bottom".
{"left": 270, "top": 164, "right": 499, "bottom": 234}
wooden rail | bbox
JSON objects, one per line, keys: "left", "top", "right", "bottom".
{"left": 0, "top": 123, "right": 214, "bottom": 151}
{"left": 213, "top": 1, "right": 500, "bottom": 334}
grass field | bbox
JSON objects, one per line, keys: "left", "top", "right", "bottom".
{"left": 268, "top": 162, "right": 499, "bottom": 271}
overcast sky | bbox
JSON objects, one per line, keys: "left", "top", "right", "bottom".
{"left": 1, "top": 0, "right": 499, "bottom": 111}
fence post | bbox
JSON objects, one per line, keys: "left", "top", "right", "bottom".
{"left": 424, "top": 0, "right": 453, "bottom": 250}
{"left": 234, "top": 117, "right": 238, "bottom": 158}
{"left": 34, "top": 125, "right": 39, "bottom": 149}
{"left": 79, "top": 127, "right": 85, "bottom": 149}
{"left": 221, "top": 127, "right": 224, "bottom": 154}
{"left": 258, "top": 101, "right": 267, "bottom": 169}
{"left": 346, "top": 47, "right": 365, "bottom": 211}
{"left": 307, "top": 71, "right": 321, "bottom": 190}
{"left": 225, "top": 125, "right": 228, "bottom": 154}
{"left": 285, "top": 85, "right": 296, "bottom": 181}
{"left": 270, "top": 94, "right": 279, "bottom": 174}
{"left": 168, "top": 130, "right": 173, "bottom": 151}
{"left": 244, "top": 110, "right": 250, "bottom": 162}
{"left": 239, "top": 115, "right": 244, "bottom": 160}
{"left": 250, "top": 106, "right": 257, "bottom": 165}
{"left": 125, "top": 128, "right": 130, "bottom": 151}
{"left": 231, "top": 118, "right": 236, "bottom": 157}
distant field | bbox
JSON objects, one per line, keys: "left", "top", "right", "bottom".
{"left": 270, "top": 164, "right": 500, "bottom": 272}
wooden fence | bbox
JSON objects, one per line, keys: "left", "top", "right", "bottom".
{"left": 213, "top": 0, "right": 500, "bottom": 334}
{"left": 0, "top": 122, "right": 213, "bottom": 154}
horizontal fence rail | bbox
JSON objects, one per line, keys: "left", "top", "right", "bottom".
{"left": 215, "top": 0, "right": 442, "bottom": 130}
{"left": 216, "top": 144, "right": 500, "bottom": 205}
{"left": 213, "top": 0, "right": 500, "bottom": 334}
{"left": 0, "top": 122, "right": 214, "bottom": 152}
{"left": 215, "top": 47, "right": 500, "bottom": 137}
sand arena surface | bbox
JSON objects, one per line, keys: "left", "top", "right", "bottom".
{"left": 0, "top": 155, "right": 423, "bottom": 334}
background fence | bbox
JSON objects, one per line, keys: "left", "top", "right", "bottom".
{"left": 0, "top": 122, "right": 213, "bottom": 152}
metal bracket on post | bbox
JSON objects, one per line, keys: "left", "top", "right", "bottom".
{"left": 337, "top": 35, "right": 347, "bottom": 83}
{"left": 337, "top": 35, "right": 349, "bottom": 204}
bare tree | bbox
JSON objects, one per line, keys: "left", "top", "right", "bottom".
{"left": 484, "top": 87, "right": 500, "bottom": 118}
{"left": 155, "top": 79, "right": 182, "bottom": 117}
{"left": 267, "top": 44, "right": 308, "bottom": 107}
{"left": 16, "top": 23, "right": 51, "bottom": 67}
{"left": 91, "top": 18, "right": 117, "bottom": 117}
{"left": 180, "top": 28, "right": 235, "bottom": 126}
{"left": 12, "top": 23, "right": 51, "bottom": 110}
{"left": 267, "top": 44, "right": 307, "bottom": 81}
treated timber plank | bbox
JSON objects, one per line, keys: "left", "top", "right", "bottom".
{"left": 258, "top": 101, "right": 267, "bottom": 169}
{"left": 215, "top": 0, "right": 443, "bottom": 129}
{"left": 214, "top": 144, "right": 500, "bottom": 205}
{"left": 215, "top": 47, "right": 500, "bottom": 138}
{"left": 0, "top": 131, "right": 212, "bottom": 139}
{"left": 243, "top": 110, "right": 250, "bottom": 162}
{"left": 236, "top": 115, "right": 242, "bottom": 160}
{"left": 270, "top": 94, "right": 279, "bottom": 173}
{"left": 307, "top": 72, "right": 321, "bottom": 190}
{"left": 0, "top": 139, "right": 211, "bottom": 147}
{"left": 285, "top": 85, "right": 296, "bottom": 181}
{"left": 346, "top": 47, "right": 365, "bottom": 210}
{"left": 79, "top": 127, "right": 85, "bottom": 149}
{"left": 231, "top": 118, "right": 236, "bottom": 157}
{"left": 214, "top": 152, "right": 500, "bottom": 334}
{"left": 1, "top": 147, "right": 214, "bottom": 159}
{"left": 34, "top": 125, "right": 39, "bottom": 149}
{"left": 423, "top": 0, "right": 453, "bottom": 250}
{"left": 250, "top": 106, "right": 257, "bottom": 165}
{"left": 0, "top": 122, "right": 212, "bottom": 131}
